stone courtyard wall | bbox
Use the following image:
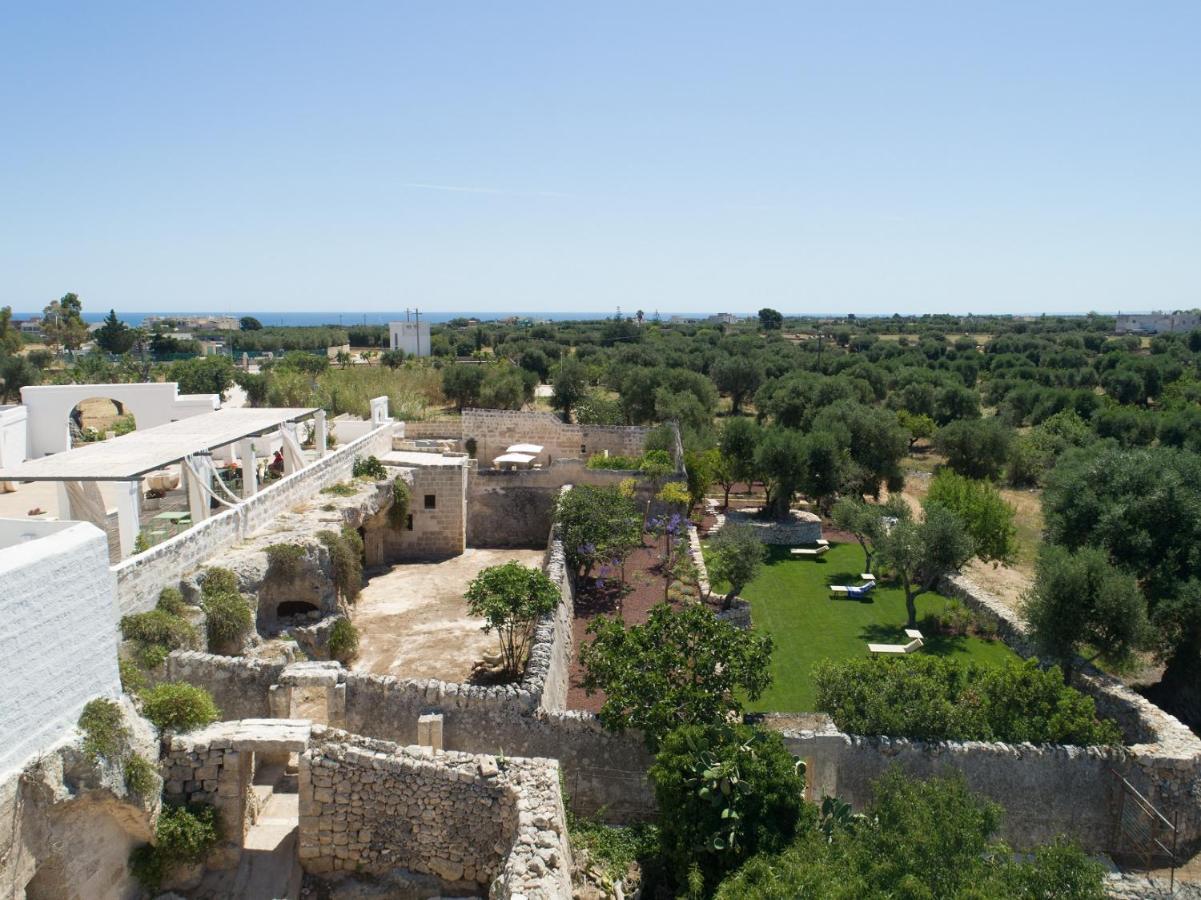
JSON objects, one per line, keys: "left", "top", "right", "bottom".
{"left": 113, "top": 423, "right": 395, "bottom": 615}
{"left": 460, "top": 408, "right": 653, "bottom": 470}
{"left": 939, "top": 570, "right": 1201, "bottom": 853}
{"left": 164, "top": 721, "right": 571, "bottom": 898}
{"left": 299, "top": 728, "right": 572, "bottom": 898}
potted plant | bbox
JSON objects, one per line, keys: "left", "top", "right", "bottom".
{"left": 144, "top": 487, "right": 166, "bottom": 510}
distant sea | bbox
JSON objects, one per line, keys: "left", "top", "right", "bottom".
{"left": 15, "top": 311, "right": 678, "bottom": 327}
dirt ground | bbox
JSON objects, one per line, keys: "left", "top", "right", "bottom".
{"left": 566, "top": 534, "right": 703, "bottom": 712}
{"left": 350, "top": 547, "right": 545, "bottom": 682}
{"left": 896, "top": 448, "right": 1041, "bottom": 618}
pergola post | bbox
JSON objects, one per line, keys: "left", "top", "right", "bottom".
{"left": 314, "top": 410, "right": 327, "bottom": 458}
{"left": 56, "top": 482, "right": 72, "bottom": 519}
{"left": 114, "top": 479, "right": 141, "bottom": 558}
{"left": 239, "top": 438, "right": 258, "bottom": 498}
{"left": 182, "top": 460, "right": 209, "bottom": 523}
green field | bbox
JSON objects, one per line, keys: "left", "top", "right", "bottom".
{"left": 726, "top": 542, "right": 1019, "bottom": 712}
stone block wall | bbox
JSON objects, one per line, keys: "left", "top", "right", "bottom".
{"left": 114, "top": 424, "right": 395, "bottom": 615}
{"left": 363, "top": 459, "right": 466, "bottom": 563}
{"left": 162, "top": 719, "right": 312, "bottom": 870}
{"left": 460, "top": 408, "right": 653, "bottom": 469}
{"left": 297, "top": 727, "right": 572, "bottom": 898}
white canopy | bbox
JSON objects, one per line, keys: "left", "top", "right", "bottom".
{"left": 505, "top": 443, "right": 544, "bottom": 454}
{"left": 0, "top": 407, "right": 318, "bottom": 481}
{"left": 493, "top": 452, "right": 536, "bottom": 466}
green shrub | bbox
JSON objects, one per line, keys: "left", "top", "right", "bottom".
{"left": 136, "top": 643, "right": 170, "bottom": 670}
{"left": 327, "top": 617, "right": 360, "bottom": 663}
{"left": 265, "top": 543, "right": 307, "bottom": 577}
{"left": 119, "top": 658, "right": 147, "bottom": 695}
{"left": 156, "top": 587, "right": 188, "bottom": 616}
{"left": 352, "top": 454, "right": 387, "bottom": 480}
{"left": 124, "top": 754, "right": 157, "bottom": 797}
{"left": 202, "top": 591, "right": 253, "bottom": 653}
{"left": 78, "top": 698, "right": 128, "bottom": 762}
{"left": 119, "top": 609, "right": 197, "bottom": 652}
{"left": 586, "top": 453, "right": 643, "bottom": 470}
{"left": 388, "top": 478, "right": 411, "bottom": 529}
{"left": 714, "top": 769, "right": 1105, "bottom": 900}
{"left": 813, "top": 656, "right": 1122, "bottom": 745}
{"left": 318, "top": 527, "right": 364, "bottom": 601}
{"left": 130, "top": 803, "right": 221, "bottom": 893}
{"left": 650, "top": 724, "right": 809, "bottom": 895}
{"left": 200, "top": 567, "right": 239, "bottom": 597}
{"left": 140, "top": 683, "right": 219, "bottom": 734}
{"left": 320, "top": 481, "right": 358, "bottom": 497}
{"left": 568, "top": 815, "right": 660, "bottom": 886}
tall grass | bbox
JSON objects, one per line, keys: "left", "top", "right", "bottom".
{"left": 264, "top": 364, "right": 445, "bottom": 420}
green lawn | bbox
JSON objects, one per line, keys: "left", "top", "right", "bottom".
{"left": 726, "top": 542, "right": 1019, "bottom": 712}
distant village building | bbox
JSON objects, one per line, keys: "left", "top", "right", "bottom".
{"left": 143, "top": 314, "right": 240, "bottom": 331}
{"left": 707, "top": 312, "right": 738, "bottom": 325}
{"left": 388, "top": 319, "right": 432, "bottom": 356}
{"left": 1115, "top": 310, "right": 1201, "bottom": 335}
{"left": 17, "top": 318, "right": 43, "bottom": 335}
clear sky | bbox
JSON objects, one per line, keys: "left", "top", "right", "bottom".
{"left": 2, "top": 2, "right": 1198, "bottom": 316}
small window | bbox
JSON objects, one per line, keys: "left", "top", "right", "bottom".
{"left": 406, "top": 513, "right": 414, "bottom": 531}
{"left": 580, "top": 444, "right": 587, "bottom": 456}
{"left": 424, "top": 494, "right": 436, "bottom": 510}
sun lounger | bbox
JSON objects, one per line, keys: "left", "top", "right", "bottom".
{"left": 830, "top": 580, "right": 876, "bottom": 596}
{"left": 868, "top": 630, "right": 924, "bottom": 654}
{"left": 790, "top": 544, "right": 829, "bottom": 557}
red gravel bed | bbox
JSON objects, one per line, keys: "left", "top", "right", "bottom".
{"left": 566, "top": 534, "right": 693, "bottom": 712}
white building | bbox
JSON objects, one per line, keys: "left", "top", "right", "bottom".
{"left": 388, "top": 320, "right": 432, "bottom": 356}
{"left": 1115, "top": 311, "right": 1201, "bottom": 335}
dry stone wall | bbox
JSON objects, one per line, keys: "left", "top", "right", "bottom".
{"left": 299, "top": 728, "right": 572, "bottom": 898}
{"left": 941, "top": 571, "right": 1201, "bottom": 852}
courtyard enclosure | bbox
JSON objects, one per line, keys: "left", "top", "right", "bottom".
{"left": 158, "top": 473, "right": 1201, "bottom": 855}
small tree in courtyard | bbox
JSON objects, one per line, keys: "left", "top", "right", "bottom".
{"left": 1023, "top": 545, "right": 1149, "bottom": 683}
{"left": 706, "top": 524, "right": 766, "bottom": 608}
{"left": 580, "top": 602, "right": 773, "bottom": 750}
{"left": 464, "top": 561, "right": 560, "bottom": 678}
{"left": 877, "top": 505, "right": 974, "bottom": 628}
{"left": 556, "top": 484, "right": 641, "bottom": 580}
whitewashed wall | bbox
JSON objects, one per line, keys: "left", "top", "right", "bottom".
{"left": 0, "top": 405, "right": 28, "bottom": 475}
{"left": 0, "top": 520, "right": 120, "bottom": 778}
{"left": 20, "top": 382, "right": 219, "bottom": 457}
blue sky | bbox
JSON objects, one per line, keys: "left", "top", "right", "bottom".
{"left": 1, "top": 2, "right": 1198, "bottom": 316}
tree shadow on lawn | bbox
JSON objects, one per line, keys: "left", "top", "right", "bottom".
{"left": 857, "top": 619, "right": 972, "bottom": 656}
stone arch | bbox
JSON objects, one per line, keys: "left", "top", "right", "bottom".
{"left": 68, "top": 396, "right": 136, "bottom": 446}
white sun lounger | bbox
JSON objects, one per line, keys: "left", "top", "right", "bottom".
{"left": 791, "top": 544, "right": 829, "bottom": 557}
{"left": 830, "top": 581, "right": 876, "bottom": 596}
{"left": 868, "top": 630, "right": 924, "bottom": 654}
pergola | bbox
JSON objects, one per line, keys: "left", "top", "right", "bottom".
{"left": 0, "top": 407, "right": 322, "bottom": 558}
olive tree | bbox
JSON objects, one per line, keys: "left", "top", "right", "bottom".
{"left": 878, "top": 505, "right": 974, "bottom": 628}
{"left": 706, "top": 523, "right": 767, "bottom": 608}
{"left": 1023, "top": 545, "right": 1149, "bottom": 683}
